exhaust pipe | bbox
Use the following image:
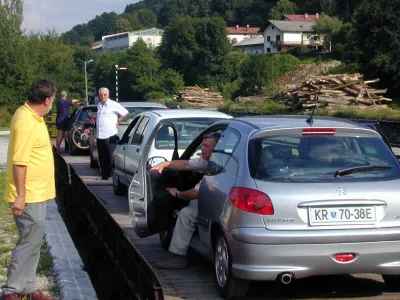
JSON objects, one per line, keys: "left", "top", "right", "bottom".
{"left": 277, "top": 272, "right": 293, "bottom": 285}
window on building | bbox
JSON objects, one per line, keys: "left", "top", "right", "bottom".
{"left": 272, "top": 26, "right": 275, "bottom": 30}
{"left": 276, "top": 35, "right": 281, "bottom": 42}
{"left": 267, "top": 36, "right": 270, "bottom": 42}
{"left": 267, "top": 48, "right": 271, "bottom": 53}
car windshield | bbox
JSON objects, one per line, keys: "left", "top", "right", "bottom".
{"left": 120, "top": 107, "right": 165, "bottom": 125}
{"left": 249, "top": 135, "right": 400, "bottom": 183}
{"left": 76, "top": 107, "right": 97, "bottom": 123}
{"left": 155, "top": 118, "right": 221, "bottom": 149}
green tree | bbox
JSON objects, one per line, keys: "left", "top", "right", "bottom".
{"left": 111, "top": 13, "right": 140, "bottom": 33}
{"left": 134, "top": 9, "right": 157, "bottom": 28}
{"left": 158, "top": 0, "right": 190, "bottom": 27}
{"left": 351, "top": 0, "right": 400, "bottom": 91}
{"left": 268, "top": 0, "right": 297, "bottom": 20}
{"left": 159, "top": 16, "right": 231, "bottom": 86}
{"left": 0, "top": 0, "right": 25, "bottom": 109}
{"left": 313, "top": 13, "right": 343, "bottom": 51}
{"left": 320, "top": 0, "right": 337, "bottom": 16}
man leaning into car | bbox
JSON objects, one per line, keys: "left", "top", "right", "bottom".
{"left": 96, "top": 87, "right": 128, "bottom": 180}
{"left": 151, "top": 132, "right": 221, "bottom": 269}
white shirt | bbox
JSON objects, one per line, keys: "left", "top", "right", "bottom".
{"left": 96, "top": 99, "right": 129, "bottom": 139}
{"left": 189, "top": 157, "right": 209, "bottom": 191}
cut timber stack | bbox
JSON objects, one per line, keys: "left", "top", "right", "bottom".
{"left": 180, "top": 85, "right": 225, "bottom": 108}
{"left": 283, "top": 73, "right": 392, "bottom": 111}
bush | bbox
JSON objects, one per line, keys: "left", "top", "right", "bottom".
{"left": 216, "top": 80, "right": 242, "bottom": 101}
{"left": 327, "top": 62, "right": 360, "bottom": 75}
{"left": 144, "top": 91, "right": 167, "bottom": 101}
{"left": 0, "top": 106, "right": 12, "bottom": 128}
{"left": 287, "top": 45, "right": 309, "bottom": 56}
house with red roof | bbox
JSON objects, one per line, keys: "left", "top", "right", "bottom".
{"left": 226, "top": 25, "right": 262, "bottom": 43}
{"left": 284, "top": 13, "right": 320, "bottom": 22}
{"left": 263, "top": 20, "right": 323, "bottom": 54}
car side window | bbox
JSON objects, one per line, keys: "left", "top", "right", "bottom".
{"left": 120, "top": 116, "right": 140, "bottom": 144}
{"left": 131, "top": 117, "right": 150, "bottom": 145}
{"left": 206, "top": 128, "right": 241, "bottom": 176}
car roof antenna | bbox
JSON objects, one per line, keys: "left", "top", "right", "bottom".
{"left": 306, "top": 93, "right": 319, "bottom": 125}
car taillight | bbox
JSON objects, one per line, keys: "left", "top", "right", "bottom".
{"left": 334, "top": 253, "right": 355, "bottom": 262}
{"left": 229, "top": 187, "right": 274, "bottom": 215}
{"left": 302, "top": 128, "right": 336, "bottom": 136}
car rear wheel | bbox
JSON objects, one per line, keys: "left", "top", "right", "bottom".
{"left": 214, "top": 233, "right": 249, "bottom": 299}
{"left": 382, "top": 275, "right": 400, "bottom": 291}
{"left": 113, "top": 171, "right": 126, "bottom": 196}
{"left": 159, "top": 227, "right": 173, "bottom": 249}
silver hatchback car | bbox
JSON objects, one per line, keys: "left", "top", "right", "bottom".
{"left": 129, "top": 115, "right": 400, "bottom": 298}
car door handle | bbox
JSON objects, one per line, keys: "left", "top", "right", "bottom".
{"left": 122, "top": 147, "right": 126, "bottom": 151}
{"left": 136, "top": 148, "right": 139, "bottom": 153}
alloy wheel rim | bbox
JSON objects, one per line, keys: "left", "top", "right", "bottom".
{"left": 215, "top": 237, "right": 229, "bottom": 288}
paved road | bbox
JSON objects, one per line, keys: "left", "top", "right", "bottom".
{"left": 0, "top": 132, "right": 9, "bottom": 169}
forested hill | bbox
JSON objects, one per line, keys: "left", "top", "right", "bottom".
{"left": 62, "top": 0, "right": 361, "bottom": 46}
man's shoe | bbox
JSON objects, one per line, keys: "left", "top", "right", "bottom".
{"left": 1, "top": 293, "right": 21, "bottom": 300}
{"left": 156, "top": 254, "right": 187, "bottom": 269}
{"left": 24, "top": 290, "right": 53, "bottom": 300}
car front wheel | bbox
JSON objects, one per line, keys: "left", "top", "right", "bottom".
{"left": 382, "top": 275, "right": 400, "bottom": 291}
{"left": 113, "top": 171, "right": 126, "bottom": 196}
{"left": 214, "top": 233, "right": 249, "bottom": 299}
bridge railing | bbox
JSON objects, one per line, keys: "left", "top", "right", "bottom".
{"left": 53, "top": 148, "right": 164, "bottom": 300}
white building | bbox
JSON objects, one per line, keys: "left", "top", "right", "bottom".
{"left": 226, "top": 25, "right": 262, "bottom": 43}
{"left": 233, "top": 36, "right": 264, "bottom": 54}
{"left": 99, "top": 28, "right": 164, "bottom": 53}
{"left": 263, "top": 21, "right": 322, "bottom": 54}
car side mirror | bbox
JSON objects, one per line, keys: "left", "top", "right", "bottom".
{"left": 147, "top": 156, "right": 167, "bottom": 169}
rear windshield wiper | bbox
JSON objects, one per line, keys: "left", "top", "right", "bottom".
{"left": 334, "top": 165, "right": 392, "bottom": 177}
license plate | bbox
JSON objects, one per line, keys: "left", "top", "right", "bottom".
{"left": 309, "top": 206, "right": 376, "bottom": 225}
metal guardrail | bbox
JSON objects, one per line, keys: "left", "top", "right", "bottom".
{"left": 53, "top": 149, "right": 164, "bottom": 300}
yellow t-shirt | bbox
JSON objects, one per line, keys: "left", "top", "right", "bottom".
{"left": 5, "top": 103, "right": 55, "bottom": 203}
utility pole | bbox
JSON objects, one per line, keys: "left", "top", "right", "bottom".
{"left": 115, "top": 64, "right": 128, "bottom": 102}
{"left": 84, "top": 59, "right": 93, "bottom": 105}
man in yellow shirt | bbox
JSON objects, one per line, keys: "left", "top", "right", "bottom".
{"left": 1, "top": 80, "right": 56, "bottom": 300}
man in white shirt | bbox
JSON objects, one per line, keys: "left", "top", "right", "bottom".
{"left": 96, "top": 87, "right": 128, "bottom": 180}
{"left": 151, "top": 132, "right": 221, "bottom": 269}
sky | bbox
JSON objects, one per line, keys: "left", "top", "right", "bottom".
{"left": 22, "top": 0, "right": 134, "bottom": 34}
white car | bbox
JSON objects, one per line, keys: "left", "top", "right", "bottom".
{"left": 88, "top": 102, "right": 167, "bottom": 168}
{"left": 112, "top": 109, "right": 232, "bottom": 195}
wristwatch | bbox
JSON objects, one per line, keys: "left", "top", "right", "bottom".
{"left": 176, "top": 191, "right": 180, "bottom": 198}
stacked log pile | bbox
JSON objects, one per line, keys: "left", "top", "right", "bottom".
{"left": 180, "top": 85, "right": 225, "bottom": 108}
{"left": 283, "top": 74, "right": 392, "bottom": 111}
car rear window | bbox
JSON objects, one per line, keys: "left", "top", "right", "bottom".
{"left": 249, "top": 135, "right": 400, "bottom": 183}
{"left": 155, "top": 118, "right": 220, "bottom": 149}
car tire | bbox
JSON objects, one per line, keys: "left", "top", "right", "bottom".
{"left": 68, "top": 141, "right": 75, "bottom": 155}
{"left": 113, "top": 171, "right": 126, "bottom": 196}
{"left": 64, "top": 138, "right": 69, "bottom": 151}
{"left": 90, "top": 152, "right": 98, "bottom": 168}
{"left": 214, "top": 232, "right": 249, "bottom": 299}
{"left": 159, "top": 227, "right": 173, "bottom": 249}
{"left": 382, "top": 275, "right": 400, "bottom": 291}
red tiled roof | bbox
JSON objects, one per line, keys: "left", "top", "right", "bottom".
{"left": 284, "top": 14, "right": 320, "bottom": 22}
{"left": 226, "top": 27, "right": 261, "bottom": 34}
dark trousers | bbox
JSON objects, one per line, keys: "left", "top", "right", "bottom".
{"left": 97, "top": 135, "right": 119, "bottom": 179}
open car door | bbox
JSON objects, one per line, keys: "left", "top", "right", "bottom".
{"left": 128, "top": 123, "right": 181, "bottom": 238}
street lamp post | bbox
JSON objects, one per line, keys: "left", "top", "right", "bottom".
{"left": 115, "top": 64, "right": 128, "bottom": 102}
{"left": 84, "top": 59, "right": 94, "bottom": 105}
